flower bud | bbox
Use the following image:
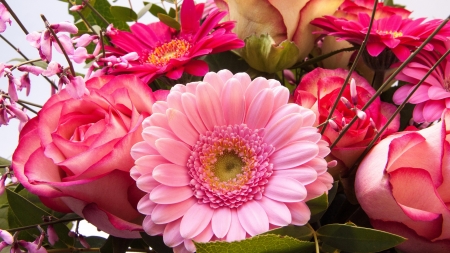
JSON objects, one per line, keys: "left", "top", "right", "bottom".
{"left": 50, "top": 21, "right": 78, "bottom": 34}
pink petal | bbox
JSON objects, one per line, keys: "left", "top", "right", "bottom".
{"left": 264, "top": 176, "right": 307, "bottom": 202}
{"left": 152, "top": 163, "right": 191, "bottom": 187}
{"left": 258, "top": 197, "right": 291, "bottom": 226}
{"left": 150, "top": 185, "right": 193, "bottom": 204}
{"left": 180, "top": 203, "right": 214, "bottom": 238}
{"left": 286, "top": 201, "right": 311, "bottom": 226}
{"left": 212, "top": 207, "right": 232, "bottom": 239}
{"left": 237, "top": 201, "right": 269, "bottom": 236}
{"left": 163, "top": 219, "right": 184, "bottom": 247}
{"left": 245, "top": 88, "right": 274, "bottom": 129}
{"left": 221, "top": 78, "right": 245, "bottom": 125}
{"left": 155, "top": 138, "right": 191, "bottom": 166}
{"left": 273, "top": 166, "right": 318, "bottom": 185}
{"left": 181, "top": 93, "right": 208, "bottom": 134}
{"left": 143, "top": 216, "right": 165, "bottom": 236}
{"left": 152, "top": 198, "right": 197, "bottom": 224}
{"left": 226, "top": 209, "right": 247, "bottom": 242}
{"left": 166, "top": 108, "right": 199, "bottom": 146}
{"left": 196, "top": 82, "right": 225, "bottom": 131}
{"left": 271, "top": 141, "right": 319, "bottom": 170}
{"left": 137, "top": 194, "right": 156, "bottom": 215}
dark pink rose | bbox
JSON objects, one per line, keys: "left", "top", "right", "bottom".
{"left": 12, "top": 75, "right": 167, "bottom": 238}
{"left": 355, "top": 110, "right": 450, "bottom": 253}
{"left": 294, "top": 68, "right": 399, "bottom": 174}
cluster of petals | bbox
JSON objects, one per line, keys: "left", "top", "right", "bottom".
{"left": 393, "top": 41, "right": 450, "bottom": 123}
{"left": 311, "top": 11, "right": 450, "bottom": 61}
{"left": 337, "top": 0, "right": 411, "bottom": 20}
{"left": 131, "top": 70, "right": 333, "bottom": 252}
{"left": 26, "top": 21, "right": 78, "bottom": 62}
{"left": 0, "top": 3, "right": 11, "bottom": 33}
{"left": 103, "top": 0, "right": 244, "bottom": 84}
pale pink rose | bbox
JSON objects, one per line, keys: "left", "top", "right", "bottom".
{"left": 294, "top": 68, "right": 399, "bottom": 174}
{"left": 355, "top": 110, "right": 450, "bottom": 253}
{"left": 215, "top": 0, "right": 344, "bottom": 62}
{"left": 12, "top": 75, "right": 168, "bottom": 238}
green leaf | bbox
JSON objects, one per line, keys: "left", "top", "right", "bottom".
{"left": 0, "top": 157, "right": 11, "bottom": 167}
{"left": 195, "top": 234, "right": 315, "bottom": 253}
{"left": 157, "top": 13, "right": 180, "bottom": 30}
{"left": 0, "top": 192, "right": 9, "bottom": 229}
{"left": 168, "top": 8, "right": 176, "bottom": 19}
{"left": 110, "top": 6, "right": 137, "bottom": 22}
{"left": 137, "top": 3, "right": 153, "bottom": 19}
{"left": 140, "top": 232, "right": 172, "bottom": 253}
{"left": 147, "top": 2, "right": 167, "bottom": 17}
{"left": 204, "top": 50, "right": 250, "bottom": 74}
{"left": 6, "top": 188, "right": 74, "bottom": 247}
{"left": 316, "top": 223, "right": 406, "bottom": 253}
{"left": 263, "top": 225, "right": 314, "bottom": 242}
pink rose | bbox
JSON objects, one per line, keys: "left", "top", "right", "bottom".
{"left": 12, "top": 75, "right": 166, "bottom": 238}
{"left": 293, "top": 68, "right": 399, "bottom": 174}
{"left": 355, "top": 110, "right": 450, "bottom": 253}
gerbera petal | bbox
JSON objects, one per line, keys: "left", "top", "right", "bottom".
{"left": 155, "top": 138, "right": 191, "bottom": 166}
{"left": 271, "top": 141, "right": 319, "bottom": 170}
{"left": 237, "top": 201, "right": 269, "bottom": 236}
{"left": 181, "top": 93, "right": 208, "bottom": 134}
{"left": 143, "top": 216, "right": 165, "bottom": 236}
{"left": 152, "top": 198, "right": 196, "bottom": 224}
{"left": 273, "top": 166, "right": 318, "bottom": 185}
{"left": 150, "top": 185, "right": 193, "bottom": 204}
{"left": 286, "top": 201, "right": 311, "bottom": 226}
{"left": 264, "top": 176, "right": 307, "bottom": 202}
{"left": 226, "top": 209, "right": 247, "bottom": 242}
{"left": 163, "top": 219, "right": 184, "bottom": 247}
{"left": 166, "top": 108, "right": 199, "bottom": 146}
{"left": 152, "top": 164, "right": 191, "bottom": 186}
{"left": 212, "top": 207, "right": 232, "bottom": 239}
{"left": 245, "top": 88, "right": 274, "bottom": 129}
{"left": 258, "top": 196, "right": 292, "bottom": 226}
{"left": 196, "top": 82, "right": 225, "bottom": 131}
{"left": 180, "top": 203, "right": 214, "bottom": 238}
{"left": 221, "top": 78, "right": 245, "bottom": 125}
{"left": 137, "top": 194, "right": 156, "bottom": 215}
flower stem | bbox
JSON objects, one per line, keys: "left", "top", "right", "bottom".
{"left": 10, "top": 58, "right": 44, "bottom": 71}
{"left": 41, "top": 14, "right": 76, "bottom": 77}
{"left": 0, "top": 35, "right": 58, "bottom": 90}
{"left": 0, "top": 0, "right": 29, "bottom": 34}
{"left": 3, "top": 95, "right": 43, "bottom": 108}
{"left": 6, "top": 217, "right": 84, "bottom": 233}
{"left": 330, "top": 14, "right": 450, "bottom": 149}
{"left": 320, "top": 0, "right": 379, "bottom": 136}
{"left": 83, "top": 0, "right": 110, "bottom": 26}
{"left": 290, "top": 46, "right": 359, "bottom": 69}
{"left": 371, "top": 70, "right": 385, "bottom": 90}
{"left": 307, "top": 223, "right": 320, "bottom": 253}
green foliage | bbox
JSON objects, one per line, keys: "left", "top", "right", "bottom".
{"left": 204, "top": 50, "right": 250, "bottom": 74}
{"left": 157, "top": 13, "right": 180, "bottom": 30}
{"left": 109, "top": 6, "right": 137, "bottom": 22}
{"left": 195, "top": 234, "right": 315, "bottom": 253}
{"left": 144, "top": 2, "right": 167, "bottom": 17}
{"left": 262, "top": 225, "right": 314, "bottom": 242}
{"left": 0, "top": 157, "right": 11, "bottom": 167}
{"left": 316, "top": 223, "right": 406, "bottom": 252}
{"left": 307, "top": 181, "right": 338, "bottom": 223}
{"left": 240, "top": 35, "right": 300, "bottom": 74}
{"left": 140, "top": 232, "right": 173, "bottom": 253}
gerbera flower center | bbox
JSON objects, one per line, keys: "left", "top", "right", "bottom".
{"left": 147, "top": 39, "right": 191, "bottom": 66}
{"left": 187, "top": 124, "right": 274, "bottom": 209}
{"left": 213, "top": 152, "right": 244, "bottom": 182}
{"left": 376, "top": 30, "right": 403, "bottom": 38}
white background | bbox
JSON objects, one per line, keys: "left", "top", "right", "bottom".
{"left": 0, "top": 0, "right": 449, "bottom": 236}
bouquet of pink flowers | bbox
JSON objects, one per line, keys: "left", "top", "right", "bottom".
{"left": 1, "top": 0, "right": 450, "bottom": 252}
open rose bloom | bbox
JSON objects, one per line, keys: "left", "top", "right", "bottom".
{"left": 356, "top": 110, "right": 450, "bottom": 253}
{"left": 131, "top": 70, "right": 333, "bottom": 252}
{"left": 12, "top": 75, "right": 166, "bottom": 238}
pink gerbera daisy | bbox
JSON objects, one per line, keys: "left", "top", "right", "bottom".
{"left": 393, "top": 41, "right": 450, "bottom": 123}
{"left": 311, "top": 12, "right": 450, "bottom": 62}
{"left": 130, "top": 70, "right": 333, "bottom": 252}
{"left": 102, "top": 0, "right": 244, "bottom": 84}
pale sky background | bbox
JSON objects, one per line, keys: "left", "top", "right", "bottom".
{"left": 0, "top": 0, "right": 449, "bottom": 236}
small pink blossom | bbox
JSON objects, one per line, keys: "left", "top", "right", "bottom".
{"left": 42, "top": 62, "right": 62, "bottom": 77}
{"left": 70, "top": 47, "right": 92, "bottom": 63}
{"left": 69, "top": 5, "right": 84, "bottom": 11}
{"left": 6, "top": 103, "right": 28, "bottom": 123}
{"left": 0, "top": 3, "right": 12, "bottom": 33}
{"left": 53, "top": 33, "right": 75, "bottom": 55}
{"left": 18, "top": 239, "right": 48, "bottom": 253}
{"left": 46, "top": 225, "right": 58, "bottom": 246}
{"left": 50, "top": 21, "right": 78, "bottom": 34}
{"left": 19, "top": 73, "right": 31, "bottom": 96}
{"left": 17, "top": 65, "right": 45, "bottom": 76}
{"left": 0, "top": 174, "right": 6, "bottom": 195}
{"left": 26, "top": 31, "right": 42, "bottom": 48}
{"left": 0, "top": 229, "right": 13, "bottom": 244}
{"left": 40, "top": 30, "right": 52, "bottom": 61}
{"left": 65, "top": 76, "right": 89, "bottom": 99}
{"left": 73, "top": 34, "right": 97, "bottom": 47}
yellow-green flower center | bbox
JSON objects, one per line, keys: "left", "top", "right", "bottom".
{"left": 213, "top": 152, "right": 244, "bottom": 182}
{"left": 147, "top": 39, "right": 191, "bottom": 66}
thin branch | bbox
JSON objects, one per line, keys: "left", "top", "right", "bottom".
{"left": 290, "top": 46, "right": 359, "bottom": 69}
{"left": 0, "top": 35, "right": 58, "bottom": 90}
{"left": 3, "top": 95, "right": 43, "bottom": 108}
{"left": 6, "top": 217, "right": 84, "bottom": 233}
{"left": 320, "top": 0, "right": 379, "bottom": 135}
{"left": 41, "top": 14, "right": 76, "bottom": 77}
{"left": 0, "top": 0, "right": 29, "bottom": 34}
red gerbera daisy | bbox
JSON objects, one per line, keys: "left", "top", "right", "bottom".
{"left": 102, "top": 0, "right": 244, "bottom": 84}
{"left": 311, "top": 12, "right": 450, "bottom": 61}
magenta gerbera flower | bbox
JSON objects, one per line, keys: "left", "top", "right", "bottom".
{"left": 311, "top": 12, "right": 450, "bottom": 61}
{"left": 130, "top": 70, "right": 333, "bottom": 252}
{"left": 102, "top": 0, "right": 244, "bottom": 84}
{"left": 393, "top": 41, "right": 450, "bottom": 123}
